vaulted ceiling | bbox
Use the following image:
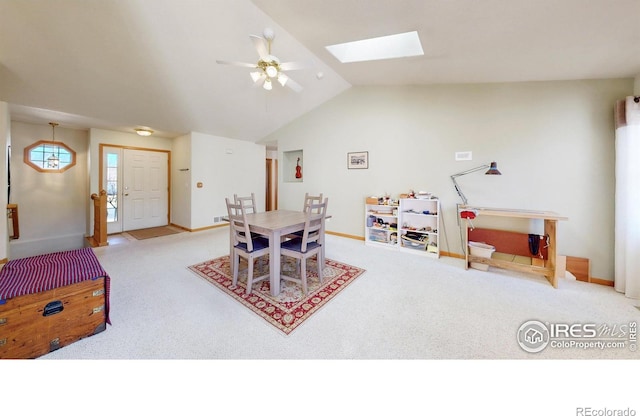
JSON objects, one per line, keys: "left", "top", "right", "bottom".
{"left": 1, "top": 0, "right": 639, "bottom": 144}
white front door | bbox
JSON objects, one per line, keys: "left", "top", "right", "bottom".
{"left": 122, "top": 149, "right": 169, "bottom": 231}
{"left": 103, "top": 147, "right": 169, "bottom": 233}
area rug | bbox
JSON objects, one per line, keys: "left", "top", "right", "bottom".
{"left": 188, "top": 255, "right": 366, "bottom": 335}
{"left": 127, "top": 226, "right": 182, "bottom": 240}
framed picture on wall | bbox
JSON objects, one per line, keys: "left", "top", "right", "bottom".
{"left": 347, "top": 151, "right": 368, "bottom": 169}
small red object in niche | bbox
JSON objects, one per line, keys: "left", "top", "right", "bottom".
{"left": 295, "top": 157, "right": 302, "bottom": 179}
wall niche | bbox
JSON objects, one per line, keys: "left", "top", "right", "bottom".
{"left": 283, "top": 150, "right": 303, "bottom": 183}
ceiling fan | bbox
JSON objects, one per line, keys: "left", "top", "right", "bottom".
{"left": 216, "top": 28, "right": 305, "bottom": 92}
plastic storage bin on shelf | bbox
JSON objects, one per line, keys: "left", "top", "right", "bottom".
{"left": 468, "top": 241, "right": 495, "bottom": 271}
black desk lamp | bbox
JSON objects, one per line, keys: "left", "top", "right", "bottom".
{"left": 450, "top": 162, "right": 501, "bottom": 206}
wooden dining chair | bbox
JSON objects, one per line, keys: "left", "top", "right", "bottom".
{"left": 280, "top": 198, "right": 327, "bottom": 294}
{"left": 228, "top": 193, "right": 256, "bottom": 275}
{"left": 226, "top": 197, "right": 270, "bottom": 295}
{"left": 303, "top": 192, "right": 323, "bottom": 212}
{"left": 285, "top": 193, "right": 324, "bottom": 239}
{"left": 234, "top": 193, "right": 257, "bottom": 214}
{"left": 289, "top": 194, "right": 329, "bottom": 266}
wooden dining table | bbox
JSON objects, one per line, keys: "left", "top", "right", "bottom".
{"left": 242, "top": 209, "right": 311, "bottom": 296}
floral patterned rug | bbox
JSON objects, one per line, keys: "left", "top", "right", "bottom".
{"left": 188, "top": 255, "right": 365, "bottom": 335}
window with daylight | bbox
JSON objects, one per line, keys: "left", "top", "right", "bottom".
{"left": 106, "top": 153, "right": 119, "bottom": 222}
{"left": 24, "top": 140, "right": 76, "bottom": 173}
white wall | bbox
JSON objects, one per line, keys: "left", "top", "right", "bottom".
{"left": 187, "top": 132, "right": 266, "bottom": 230}
{"left": 170, "top": 133, "right": 192, "bottom": 228}
{"left": 9, "top": 121, "right": 89, "bottom": 258}
{"left": 268, "top": 79, "right": 633, "bottom": 281}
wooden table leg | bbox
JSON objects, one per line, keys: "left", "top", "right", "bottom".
{"left": 269, "top": 231, "right": 281, "bottom": 296}
{"left": 229, "top": 225, "right": 234, "bottom": 275}
{"left": 545, "top": 219, "right": 558, "bottom": 288}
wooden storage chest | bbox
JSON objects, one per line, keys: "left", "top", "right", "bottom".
{"left": 0, "top": 248, "right": 110, "bottom": 359}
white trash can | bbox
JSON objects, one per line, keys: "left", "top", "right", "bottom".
{"left": 468, "top": 241, "right": 495, "bottom": 271}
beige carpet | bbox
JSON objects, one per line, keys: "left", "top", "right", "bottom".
{"left": 126, "top": 226, "right": 182, "bottom": 240}
{"left": 42, "top": 228, "right": 640, "bottom": 361}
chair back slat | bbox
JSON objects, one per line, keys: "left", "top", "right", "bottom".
{"left": 234, "top": 193, "right": 257, "bottom": 214}
{"left": 300, "top": 198, "right": 327, "bottom": 252}
{"left": 303, "top": 193, "right": 323, "bottom": 214}
{"left": 225, "top": 197, "right": 254, "bottom": 252}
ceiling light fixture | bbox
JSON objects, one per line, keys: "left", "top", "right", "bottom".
{"left": 135, "top": 128, "right": 153, "bottom": 136}
{"left": 217, "top": 28, "right": 304, "bottom": 92}
{"left": 250, "top": 71, "right": 264, "bottom": 83}
{"left": 265, "top": 65, "right": 278, "bottom": 78}
{"left": 47, "top": 122, "right": 60, "bottom": 169}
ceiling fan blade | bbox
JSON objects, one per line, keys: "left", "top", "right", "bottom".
{"left": 284, "top": 75, "right": 303, "bottom": 93}
{"left": 250, "top": 35, "right": 269, "bottom": 60}
{"left": 279, "top": 61, "right": 308, "bottom": 71}
{"left": 216, "top": 60, "right": 257, "bottom": 68}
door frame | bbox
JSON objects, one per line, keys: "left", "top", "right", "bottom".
{"left": 266, "top": 158, "right": 278, "bottom": 211}
{"left": 99, "top": 144, "right": 171, "bottom": 234}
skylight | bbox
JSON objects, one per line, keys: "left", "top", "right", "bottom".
{"left": 325, "top": 31, "right": 424, "bottom": 63}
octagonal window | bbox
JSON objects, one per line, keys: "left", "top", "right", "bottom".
{"left": 24, "top": 140, "right": 76, "bottom": 173}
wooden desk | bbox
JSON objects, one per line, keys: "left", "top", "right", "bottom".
{"left": 460, "top": 206, "right": 568, "bottom": 288}
{"left": 244, "top": 210, "right": 310, "bottom": 296}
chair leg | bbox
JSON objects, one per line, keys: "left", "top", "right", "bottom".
{"left": 232, "top": 252, "right": 240, "bottom": 286}
{"left": 246, "top": 256, "right": 253, "bottom": 295}
{"left": 317, "top": 253, "right": 323, "bottom": 284}
{"left": 300, "top": 257, "right": 308, "bottom": 294}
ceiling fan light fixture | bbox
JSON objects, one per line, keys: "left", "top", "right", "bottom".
{"left": 250, "top": 71, "right": 263, "bottom": 83}
{"left": 265, "top": 65, "right": 278, "bottom": 78}
{"left": 217, "top": 29, "right": 304, "bottom": 92}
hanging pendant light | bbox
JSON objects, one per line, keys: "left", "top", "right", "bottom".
{"left": 47, "top": 122, "right": 60, "bottom": 169}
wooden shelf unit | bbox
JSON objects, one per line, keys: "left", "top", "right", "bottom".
{"left": 365, "top": 197, "right": 440, "bottom": 258}
{"left": 460, "top": 206, "right": 567, "bottom": 288}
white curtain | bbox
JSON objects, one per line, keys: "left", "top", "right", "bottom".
{"left": 614, "top": 96, "right": 640, "bottom": 299}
